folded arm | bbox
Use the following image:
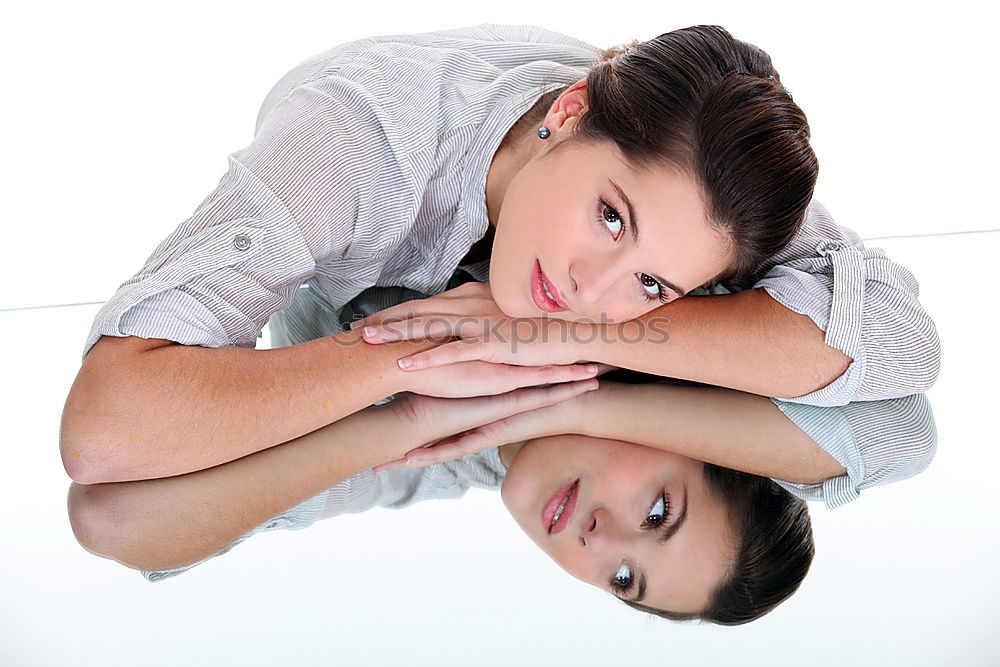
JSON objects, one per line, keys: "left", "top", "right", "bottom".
{"left": 595, "top": 287, "right": 854, "bottom": 401}
{"left": 587, "top": 200, "right": 941, "bottom": 407}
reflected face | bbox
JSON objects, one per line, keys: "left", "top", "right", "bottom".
{"left": 485, "top": 78, "right": 737, "bottom": 323}
{"left": 500, "top": 435, "right": 737, "bottom": 614}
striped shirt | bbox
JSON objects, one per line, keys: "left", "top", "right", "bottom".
{"left": 81, "top": 23, "right": 939, "bottom": 518}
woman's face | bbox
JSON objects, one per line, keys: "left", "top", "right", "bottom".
{"left": 500, "top": 435, "right": 737, "bottom": 615}
{"left": 486, "top": 78, "right": 737, "bottom": 323}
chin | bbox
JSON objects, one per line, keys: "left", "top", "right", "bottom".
{"left": 490, "top": 284, "right": 529, "bottom": 318}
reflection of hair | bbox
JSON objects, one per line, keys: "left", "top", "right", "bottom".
{"left": 600, "top": 367, "right": 815, "bottom": 625}
{"left": 515, "top": 25, "right": 819, "bottom": 290}
{"left": 622, "top": 462, "right": 814, "bottom": 625}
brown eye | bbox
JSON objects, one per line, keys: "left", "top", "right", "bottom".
{"left": 637, "top": 273, "right": 664, "bottom": 301}
{"left": 644, "top": 494, "right": 668, "bottom": 527}
{"left": 599, "top": 200, "right": 624, "bottom": 240}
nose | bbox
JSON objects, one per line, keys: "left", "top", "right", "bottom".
{"left": 568, "top": 257, "right": 626, "bottom": 307}
{"left": 580, "top": 506, "right": 629, "bottom": 552}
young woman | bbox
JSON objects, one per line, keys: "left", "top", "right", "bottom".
{"left": 62, "top": 24, "right": 939, "bottom": 510}
{"left": 68, "top": 376, "right": 817, "bottom": 626}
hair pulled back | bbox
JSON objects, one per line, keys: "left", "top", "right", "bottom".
{"left": 522, "top": 25, "right": 819, "bottom": 289}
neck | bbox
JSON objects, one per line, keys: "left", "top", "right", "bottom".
{"left": 485, "top": 122, "right": 547, "bottom": 233}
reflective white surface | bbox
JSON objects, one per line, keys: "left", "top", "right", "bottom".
{"left": 2, "top": 2, "right": 995, "bottom": 665}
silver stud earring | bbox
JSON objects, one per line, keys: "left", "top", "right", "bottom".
{"left": 537, "top": 126, "right": 550, "bottom": 139}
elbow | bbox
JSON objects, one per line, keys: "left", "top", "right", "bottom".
{"left": 889, "top": 309, "right": 942, "bottom": 393}
{"left": 873, "top": 301, "right": 943, "bottom": 396}
{"left": 886, "top": 394, "right": 939, "bottom": 483}
{"left": 60, "top": 399, "right": 140, "bottom": 485}
{"left": 912, "top": 326, "right": 942, "bottom": 392}
{"left": 67, "top": 483, "right": 172, "bottom": 572}
{"left": 60, "top": 406, "right": 99, "bottom": 484}
{"left": 67, "top": 483, "right": 138, "bottom": 568}
{"left": 60, "top": 430, "right": 118, "bottom": 486}
{"left": 60, "top": 383, "right": 114, "bottom": 484}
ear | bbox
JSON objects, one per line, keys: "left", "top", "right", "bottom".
{"left": 544, "top": 77, "right": 590, "bottom": 133}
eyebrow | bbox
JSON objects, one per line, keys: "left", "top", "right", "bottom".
{"left": 634, "top": 483, "right": 688, "bottom": 604}
{"left": 607, "top": 178, "right": 690, "bottom": 296}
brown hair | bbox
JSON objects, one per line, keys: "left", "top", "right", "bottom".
{"left": 622, "top": 462, "right": 814, "bottom": 625}
{"left": 513, "top": 25, "right": 819, "bottom": 289}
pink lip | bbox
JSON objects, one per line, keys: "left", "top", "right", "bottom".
{"left": 542, "top": 478, "right": 579, "bottom": 535}
{"left": 531, "top": 259, "right": 569, "bottom": 312}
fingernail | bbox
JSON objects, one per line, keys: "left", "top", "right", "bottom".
{"left": 585, "top": 364, "right": 599, "bottom": 373}
{"left": 398, "top": 357, "right": 413, "bottom": 370}
{"left": 363, "top": 326, "right": 380, "bottom": 338}
{"left": 349, "top": 320, "right": 364, "bottom": 330}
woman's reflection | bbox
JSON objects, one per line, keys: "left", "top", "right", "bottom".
{"left": 67, "top": 375, "right": 935, "bottom": 626}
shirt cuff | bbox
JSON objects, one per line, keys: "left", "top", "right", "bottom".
{"left": 755, "top": 240, "right": 869, "bottom": 407}
{"left": 767, "top": 398, "right": 866, "bottom": 510}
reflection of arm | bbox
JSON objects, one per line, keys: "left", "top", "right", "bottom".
{"left": 579, "top": 381, "right": 937, "bottom": 507}
{"left": 68, "top": 401, "right": 408, "bottom": 573}
{"left": 580, "top": 381, "right": 847, "bottom": 484}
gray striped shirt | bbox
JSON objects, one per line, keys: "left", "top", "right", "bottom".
{"left": 82, "top": 23, "right": 939, "bottom": 514}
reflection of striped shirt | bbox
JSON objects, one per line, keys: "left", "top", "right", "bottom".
{"left": 80, "top": 23, "right": 939, "bottom": 521}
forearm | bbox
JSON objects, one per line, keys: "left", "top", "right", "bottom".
{"left": 579, "top": 381, "right": 847, "bottom": 484}
{"left": 68, "top": 401, "right": 410, "bottom": 572}
{"left": 590, "top": 289, "right": 853, "bottom": 399}
{"left": 62, "top": 331, "right": 436, "bottom": 484}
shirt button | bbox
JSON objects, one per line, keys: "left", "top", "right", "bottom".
{"left": 233, "top": 233, "right": 252, "bottom": 251}
{"left": 816, "top": 240, "right": 843, "bottom": 254}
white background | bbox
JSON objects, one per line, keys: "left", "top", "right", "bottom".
{"left": 1, "top": 1, "right": 997, "bottom": 665}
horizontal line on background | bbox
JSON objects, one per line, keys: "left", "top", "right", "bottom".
{"left": 2, "top": 228, "right": 998, "bottom": 312}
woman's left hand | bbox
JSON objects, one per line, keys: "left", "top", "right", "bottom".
{"left": 349, "top": 281, "right": 602, "bottom": 369}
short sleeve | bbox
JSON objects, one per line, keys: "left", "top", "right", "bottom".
{"left": 767, "top": 392, "right": 938, "bottom": 509}
{"left": 81, "top": 76, "right": 412, "bottom": 362}
{"left": 744, "top": 199, "right": 942, "bottom": 407}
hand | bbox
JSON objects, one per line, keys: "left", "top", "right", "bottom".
{"left": 350, "top": 281, "right": 603, "bottom": 370}
{"left": 397, "top": 351, "right": 608, "bottom": 398}
{"left": 374, "top": 380, "right": 623, "bottom": 472}
{"left": 373, "top": 377, "right": 600, "bottom": 471}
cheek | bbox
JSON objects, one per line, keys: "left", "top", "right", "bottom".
{"left": 606, "top": 295, "right": 664, "bottom": 325}
{"left": 589, "top": 443, "right": 674, "bottom": 486}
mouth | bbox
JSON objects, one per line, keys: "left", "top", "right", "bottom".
{"left": 543, "top": 478, "right": 579, "bottom": 535}
{"left": 531, "top": 259, "right": 569, "bottom": 312}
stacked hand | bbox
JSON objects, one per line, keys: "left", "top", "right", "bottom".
{"left": 373, "top": 380, "right": 603, "bottom": 472}
{"left": 349, "top": 281, "right": 618, "bottom": 470}
{"left": 351, "top": 281, "right": 604, "bottom": 370}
